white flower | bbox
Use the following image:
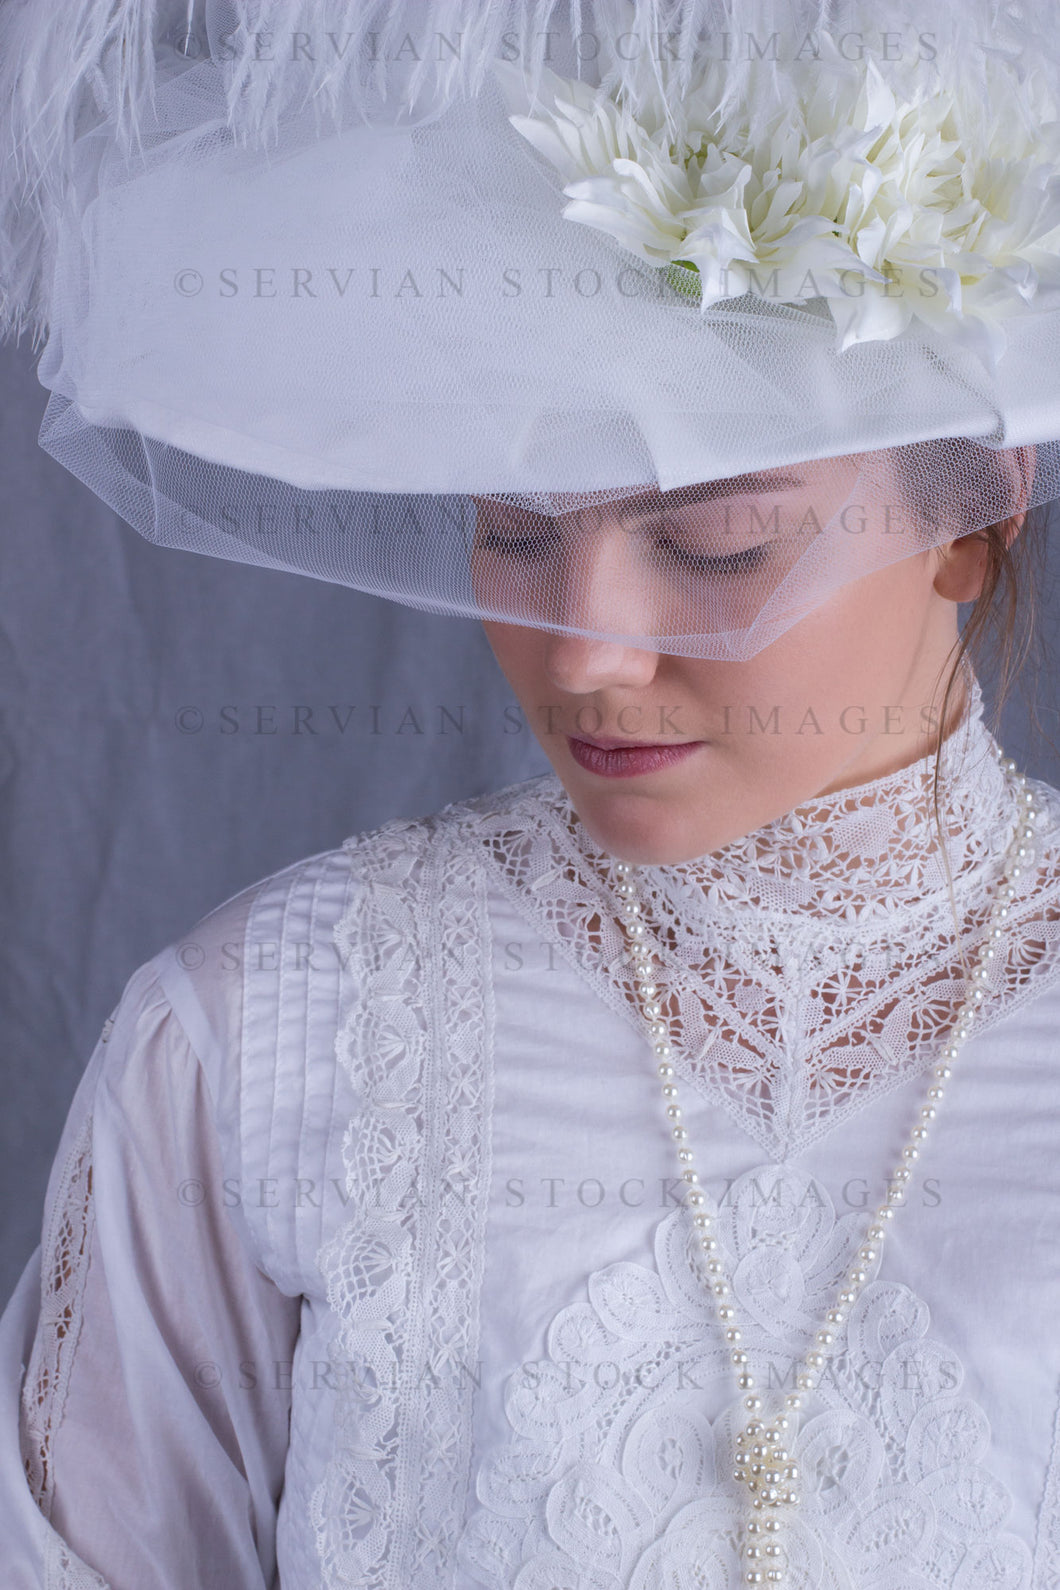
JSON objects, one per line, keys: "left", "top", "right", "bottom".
{"left": 495, "top": 28, "right": 1060, "bottom": 364}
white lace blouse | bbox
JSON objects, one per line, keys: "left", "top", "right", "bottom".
{"left": 5, "top": 683, "right": 1060, "bottom": 1589}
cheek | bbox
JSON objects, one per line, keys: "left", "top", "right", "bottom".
{"left": 768, "top": 562, "right": 934, "bottom": 693}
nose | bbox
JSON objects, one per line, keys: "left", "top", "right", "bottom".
{"left": 543, "top": 632, "right": 660, "bottom": 693}
{"left": 543, "top": 523, "right": 663, "bottom": 690}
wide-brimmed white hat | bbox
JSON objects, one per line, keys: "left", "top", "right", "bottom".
{"left": 2, "top": 0, "right": 1058, "bottom": 656}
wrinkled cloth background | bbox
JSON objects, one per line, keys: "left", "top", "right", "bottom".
{"left": 1, "top": 336, "right": 1058, "bottom": 1301}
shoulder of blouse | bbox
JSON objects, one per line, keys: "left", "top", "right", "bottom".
{"left": 116, "top": 773, "right": 558, "bottom": 1288}
{"left": 147, "top": 766, "right": 560, "bottom": 1084}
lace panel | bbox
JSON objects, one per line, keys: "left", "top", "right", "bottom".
{"left": 20, "top": 1108, "right": 96, "bottom": 1521}
{"left": 1034, "top": 1385, "right": 1060, "bottom": 1589}
{"left": 465, "top": 689, "right": 1060, "bottom": 1160}
{"left": 18, "top": 1103, "right": 111, "bottom": 1589}
{"left": 42, "top": 1534, "right": 109, "bottom": 1590}
{"left": 458, "top": 1166, "right": 1034, "bottom": 1590}
{"left": 311, "top": 806, "right": 495, "bottom": 1589}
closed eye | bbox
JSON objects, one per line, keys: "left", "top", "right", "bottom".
{"left": 652, "top": 537, "right": 770, "bottom": 575}
{"left": 475, "top": 529, "right": 558, "bottom": 559}
{"left": 475, "top": 528, "right": 771, "bottom": 576}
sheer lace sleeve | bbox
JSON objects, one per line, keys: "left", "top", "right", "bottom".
{"left": 0, "top": 959, "right": 301, "bottom": 1590}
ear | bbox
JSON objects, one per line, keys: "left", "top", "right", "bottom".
{"left": 932, "top": 516, "right": 1022, "bottom": 603}
{"left": 932, "top": 444, "right": 1035, "bottom": 603}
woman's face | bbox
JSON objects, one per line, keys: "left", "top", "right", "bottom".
{"left": 475, "top": 460, "right": 970, "bottom": 863}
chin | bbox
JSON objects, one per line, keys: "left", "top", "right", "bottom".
{"left": 568, "top": 792, "right": 729, "bottom": 866}
{"left": 554, "top": 749, "right": 782, "bottom": 864}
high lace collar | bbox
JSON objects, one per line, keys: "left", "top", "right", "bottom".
{"left": 464, "top": 667, "right": 1060, "bottom": 1157}
{"left": 553, "top": 670, "right": 1018, "bottom": 929}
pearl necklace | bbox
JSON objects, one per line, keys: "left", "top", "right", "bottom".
{"left": 609, "top": 747, "right": 1039, "bottom": 1588}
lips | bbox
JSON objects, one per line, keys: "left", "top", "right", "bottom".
{"left": 566, "top": 734, "right": 705, "bottom": 779}
{"left": 576, "top": 735, "right": 661, "bottom": 750}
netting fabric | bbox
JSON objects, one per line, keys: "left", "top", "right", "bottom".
{"left": 3, "top": 0, "right": 1060, "bottom": 657}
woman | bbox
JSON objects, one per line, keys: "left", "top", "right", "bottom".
{"left": 3, "top": 2, "right": 1060, "bottom": 1587}
{"left": 3, "top": 459, "right": 1059, "bottom": 1587}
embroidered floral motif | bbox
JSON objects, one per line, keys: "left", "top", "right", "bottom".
{"left": 458, "top": 1167, "right": 1033, "bottom": 1589}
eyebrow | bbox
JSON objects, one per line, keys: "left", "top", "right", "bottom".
{"left": 616, "top": 472, "right": 806, "bottom": 518}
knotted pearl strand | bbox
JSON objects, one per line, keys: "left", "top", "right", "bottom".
{"left": 610, "top": 748, "right": 1038, "bottom": 1588}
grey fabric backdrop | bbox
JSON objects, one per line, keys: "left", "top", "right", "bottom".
{"left": 2, "top": 335, "right": 1059, "bottom": 1302}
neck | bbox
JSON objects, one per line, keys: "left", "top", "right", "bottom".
{"left": 642, "top": 670, "right": 1010, "bottom": 921}
{"left": 814, "top": 647, "right": 970, "bottom": 800}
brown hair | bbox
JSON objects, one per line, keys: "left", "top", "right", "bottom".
{"left": 931, "top": 495, "right": 1049, "bottom": 976}
{"left": 933, "top": 501, "right": 1049, "bottom": 772}
{"left": 889, "top": 438, "right": 1046, "bottom": 765}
